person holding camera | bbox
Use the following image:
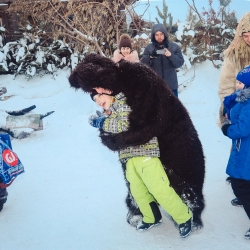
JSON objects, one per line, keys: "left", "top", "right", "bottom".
{"left": 141, "top": 23, "right": 184, "bottom": 97}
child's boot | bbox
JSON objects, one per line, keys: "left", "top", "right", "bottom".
{"left": 136, "top": 201, "right": 162, "bottom": 232}
{"left": 179, "top": 218, "right": 192, "bottom": 238}
{"left": 136, "top": 219, "right": 162, "bottom": 232}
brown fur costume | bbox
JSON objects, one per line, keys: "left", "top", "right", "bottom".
{"left": 69, "top": 54, "right": 205, "bottom": 230}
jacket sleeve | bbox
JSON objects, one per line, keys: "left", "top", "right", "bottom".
{"left": 112, "top": 50, "right": 124, "bottom": 63}
{"left": 227, "top": 103, "right": 250, "bottom": 139}
{"left": 141, "top": 45, "right": 152, "bottom": 65}
{"left": 167, "top": 43, "right": 184, "bottom": 68}
{"left": 102, "top": 101, "right": 130, "bottom": 134}
{"left": 102, "top": 115, "right": 129, "bottom": 134}
{"left": 124, "top": 50, "right": 139, "bottom": 62}
{"left": 218, "top": 56, "right": 237, "bottom": 103}
{"left": 100, "top": 125, "right": 159, "bottom": 151}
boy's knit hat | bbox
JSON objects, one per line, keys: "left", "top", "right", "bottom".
{"left": 236, "top": 65, "right": 250, "bottom": 87}
{"left": 119, "top": 34, "right": 132, "bottom": 50}
{"left": 90, "top": 89, "right": 99, "bottom": 101}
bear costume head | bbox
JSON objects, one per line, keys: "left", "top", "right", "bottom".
{"left": 69, "top": 54, "right": 205, "bottom": 230}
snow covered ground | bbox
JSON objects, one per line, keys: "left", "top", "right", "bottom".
{"left": 0, "top": 61, "right": 249, "bottom": 250}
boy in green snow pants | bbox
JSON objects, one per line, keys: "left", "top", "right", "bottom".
{"left": 126, "top": 157, "right": 191, "bottom": 225}
{"left": 89, "top": 90, "right": 192, "bottom": 238}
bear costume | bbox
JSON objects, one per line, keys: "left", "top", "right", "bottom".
{"left": 69, "top": 54, "right": 205, "bottom": 230}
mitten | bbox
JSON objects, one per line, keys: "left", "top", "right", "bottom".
{"left": 89, "top": 114, "right": 106, "bottom": 129}
{"left": 150, "top": 50, "right": 158, "bottom": 58}
{"left": 221, "top": 123, "right": 231, "bottom": 136}
{"left": 96, "top": 110, "right": 109, "bottom": 118}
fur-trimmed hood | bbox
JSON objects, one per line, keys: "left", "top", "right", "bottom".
{"left": 151, "top": 23, "right": 169, "bottom": 48}
{"left": 151, "top": 23, "right": 168, "bottom": 42}
{"left": 223, "top": 88, "right": 250, "bottom": 119}
{"left": 236, "top": 88, "right": 250, "bottom": 102}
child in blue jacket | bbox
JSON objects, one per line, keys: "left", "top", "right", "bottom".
{"left": 221, "top": 65, "right": 250, "bottom": 240}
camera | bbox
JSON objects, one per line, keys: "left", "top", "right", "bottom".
{"left": 156, "top": 49, "right": 166, "bottom": 55}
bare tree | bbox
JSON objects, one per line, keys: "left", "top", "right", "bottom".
{"left": 185, "top": 0, "right": 204, "bottom": 23}
{"left": 7, "top": 0, "right": 144, "bottom": 57}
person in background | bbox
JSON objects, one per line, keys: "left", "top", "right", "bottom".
{"left": 112, "top": 34, "right": 139, "bottom": 63}
{"left": 89, "top": 89, "right": 193, "bottom": 238}
{"left": 218, "top": 12, "right": 250, "bottom": 124}
{"left": 218, "top": 12, "right": 250, "bottom": 206}
{"left": 221, "top": 65, "right": 250, "bottom": 240}
{"left": 141, "top": 23, "right": 184, "bottom": 97}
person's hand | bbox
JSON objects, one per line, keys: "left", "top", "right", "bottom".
{"left": 221, "top": 116, "right": 229, "bottom": 125}
{"left": 165, "top": 49, "right": 171, "bottom": 57}
{"left": 89, "top": 114, "right": 106, "bottom": 129}
{"left": 221, "top": 123, "right": 231, "bottom": 136}
{"left": 150, "top": 50, "right": 158, "bottom": 58}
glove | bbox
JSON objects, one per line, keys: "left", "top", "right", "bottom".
{"left": 89, "top": 114, "right": 106, "bottom": 129}
{"left": 95, "top": 110, "right": 109, "bottom": 118}
{"left": 221, "top": 123, "right": 231, "bottom": 136}
{"left": 89, "top": 111, "right": 108, "bottom": 129}
{"left": 149, "top": 49, "right": 158, "bottom": 58}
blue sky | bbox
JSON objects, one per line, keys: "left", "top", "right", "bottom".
{"left": 134, "top": 0, "right": 250, "bottom": 23}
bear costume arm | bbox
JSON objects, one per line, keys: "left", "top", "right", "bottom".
{"left": 167, "top": 42, "right": 184, "bottom": 68}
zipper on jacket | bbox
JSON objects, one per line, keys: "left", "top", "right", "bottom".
{"left": 161, "top": 55, "right": 164, "bottom": 79}
{"left": 236, "top": 139, "right": 241, "bottom": 152}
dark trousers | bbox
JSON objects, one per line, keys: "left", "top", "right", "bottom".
{"left": 172, "top": 89, "right": 178, "bottom": 97}
{"left": 0, "top": 187, "right": 8, "bottom": 200}
{"left": 231, "top": 177, "right": 250, "bottom": 219}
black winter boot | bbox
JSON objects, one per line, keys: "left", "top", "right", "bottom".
{"left": 179, "top": 218, "right": 192, "bottom": 238}
{"left": 136, "top": 219, "right": 162, "bottom": 232}
{"left": 136, "top": 201, "right": 162, "bottom": 232}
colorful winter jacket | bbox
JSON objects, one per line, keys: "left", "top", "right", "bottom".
{"left": 102, "top": 92, "right": 160, "bottom": 162}
{"left": 225, "top": 88, "right": 250, "bottom": 180}
{"left": 141, "top": 23, "right": 184, "bottom": 91}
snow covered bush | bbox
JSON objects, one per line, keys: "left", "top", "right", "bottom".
{"left": 175, "top": 0, "right": 237, "bottom": 67}
{"left": 0, "top": 26, "right": 84, "bottom": 79}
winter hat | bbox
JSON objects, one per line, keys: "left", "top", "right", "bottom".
{"left": 90, "top": 89, "right": 99, "bottom": 101}
{"left": 151, "top": 23, "right": 169, "bottom": 48}
{"left": 236, "top": 65, "right": 250, "bottom": 87}
{"left": 119, "top": 34, "right": 132, "bottom": 50}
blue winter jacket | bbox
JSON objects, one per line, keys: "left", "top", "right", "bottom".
{"left": 226, "top": 88, "right": 250, "bottom": 181}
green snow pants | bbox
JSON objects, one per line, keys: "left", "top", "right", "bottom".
{"left": 126, "top": 157, "right": 192, "bottom": 224}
